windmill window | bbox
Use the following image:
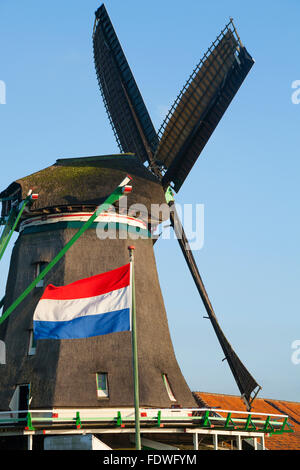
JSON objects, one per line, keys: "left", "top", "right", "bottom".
{"left": 162, "top": 374, "right": 176, "bottom": 402}
{"left": 34, "top": 262, "right": 48, "bottom": 288}
{"left": 9, "top": 384, "right": 30, "bottom": 418}
{"left": 96, "top": 373, "right": 109, "bottom": 398}
{"left": 28, "top": 329, "right": 36, "bottom": 356}
{"left": 19, "top": 384, "right": 30, "bottom": 415}
{"left": 0, "top": 340, "right": 5, "bottom": 365}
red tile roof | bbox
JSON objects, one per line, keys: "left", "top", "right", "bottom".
{"left": 193, "top": 392, "right": 299, "bottom": 450}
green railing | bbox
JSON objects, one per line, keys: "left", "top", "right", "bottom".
{"left": 0, "top": 408, "right": 293, "bottom": 436}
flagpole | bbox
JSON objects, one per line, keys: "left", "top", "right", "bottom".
{"left": 128, "top": 245, "right": 141, "bottom": 451}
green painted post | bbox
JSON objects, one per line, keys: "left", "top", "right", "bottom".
{"left": 225, "top": 412, "right": 234, "bottom": 429}
{"left": 263, "top": 416, "right": 274, "bottom": 433}
{"left": 128, "top": 246, "right": 141, "bottom": 451}
{"left": 157, "top": 410, "right": 161, "bottom": 428}
{"left": 75, "top": 411, "right": 82, "bottom": 429}
{"left": 0, "top": 179, "right": 131, "bottom": 326}
{"left": 279, "top": 417, "right": 293, "bottom": 433}
{"left": 245, "top": 414, "right": 256, "bottom": 431}
{"left": 116, "top": 411, "right": 122, "bottom": 427}
{"left": 25, "top": 412, "right": 35, "bottom": 431}
{"left": 203, "top": 410, "right": 211, "bottom": 428}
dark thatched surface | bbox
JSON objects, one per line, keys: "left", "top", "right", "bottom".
{"left": 0, "top": 230, "right": 65, "bottom": 409}
{"left": 0, "top": 228, "right": 196, "bottom": 409}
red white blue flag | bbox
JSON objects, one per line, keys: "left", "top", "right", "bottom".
{"left": 33, "top": 264, "right": 131, "bottom": 340}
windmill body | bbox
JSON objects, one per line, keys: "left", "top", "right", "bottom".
{"left": 0, "top": 155, "right": 196, "bottom": 410}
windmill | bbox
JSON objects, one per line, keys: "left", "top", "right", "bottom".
{"left": 93, "top": 4, "right": 261, "bottom": 410}
{"left": 0, "top": 3, "right": 260, "bottom": 424}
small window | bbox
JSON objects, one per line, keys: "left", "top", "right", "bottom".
{"left": 35, "top": 262, "right": 48, "bottom": 288}
{"left": 19, "top": 384, "right": 30, "bottom": 410}
{"left": 96, "top": 373, "right": 109, "bottom": 398}
{"left": 162, "top": 374, "right": 176, "bottom": 402}
{"left": 0, "top": 340, "right": 5, "bottom": 365}
{"left": 28, "top": 330, "right": 36, "bottom": 356}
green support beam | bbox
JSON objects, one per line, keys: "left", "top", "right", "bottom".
{"left": 0, "top": 195, "right": 33, "bottom": 262}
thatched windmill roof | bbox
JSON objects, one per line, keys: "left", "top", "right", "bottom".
{"left": 1, "top": 154, "right": 168, "bottom": 223}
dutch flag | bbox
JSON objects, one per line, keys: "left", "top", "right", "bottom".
{"left": 33, "top": 264, "right": 131, "bottom": 340}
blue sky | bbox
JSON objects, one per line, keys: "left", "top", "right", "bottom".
{"left": 0, "top": 0, "right": 299, "bottom": 401}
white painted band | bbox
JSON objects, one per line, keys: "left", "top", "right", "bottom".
{"left": 19, "top": 212, "right": 147, "bottom": 232}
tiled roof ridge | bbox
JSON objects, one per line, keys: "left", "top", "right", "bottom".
{"left": 271, "top": 398, "right": 300, "bottom": 406}
{"left": 193, "top": 391, "right": 241, "bottom": 398}
{"left": 194, "top": 391, "right": 300, "bottom": 406}
{"left": 278, "top": 401, "right": 300, "bottom": 418}
{"left": 264, "top": 400, "right": 300, "bottom": 426}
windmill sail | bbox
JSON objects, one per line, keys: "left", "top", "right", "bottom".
{"left": 156, "top": 22, "right": 254, "bottom": 192}
{"left": 93, "top": 4, "right": 159, "bottom": 166}
{"left": 92, "top": 5, "right": 261, "bottom": 406}
{"left": 169, "top": 204, "right": 261, "bottom": 409}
